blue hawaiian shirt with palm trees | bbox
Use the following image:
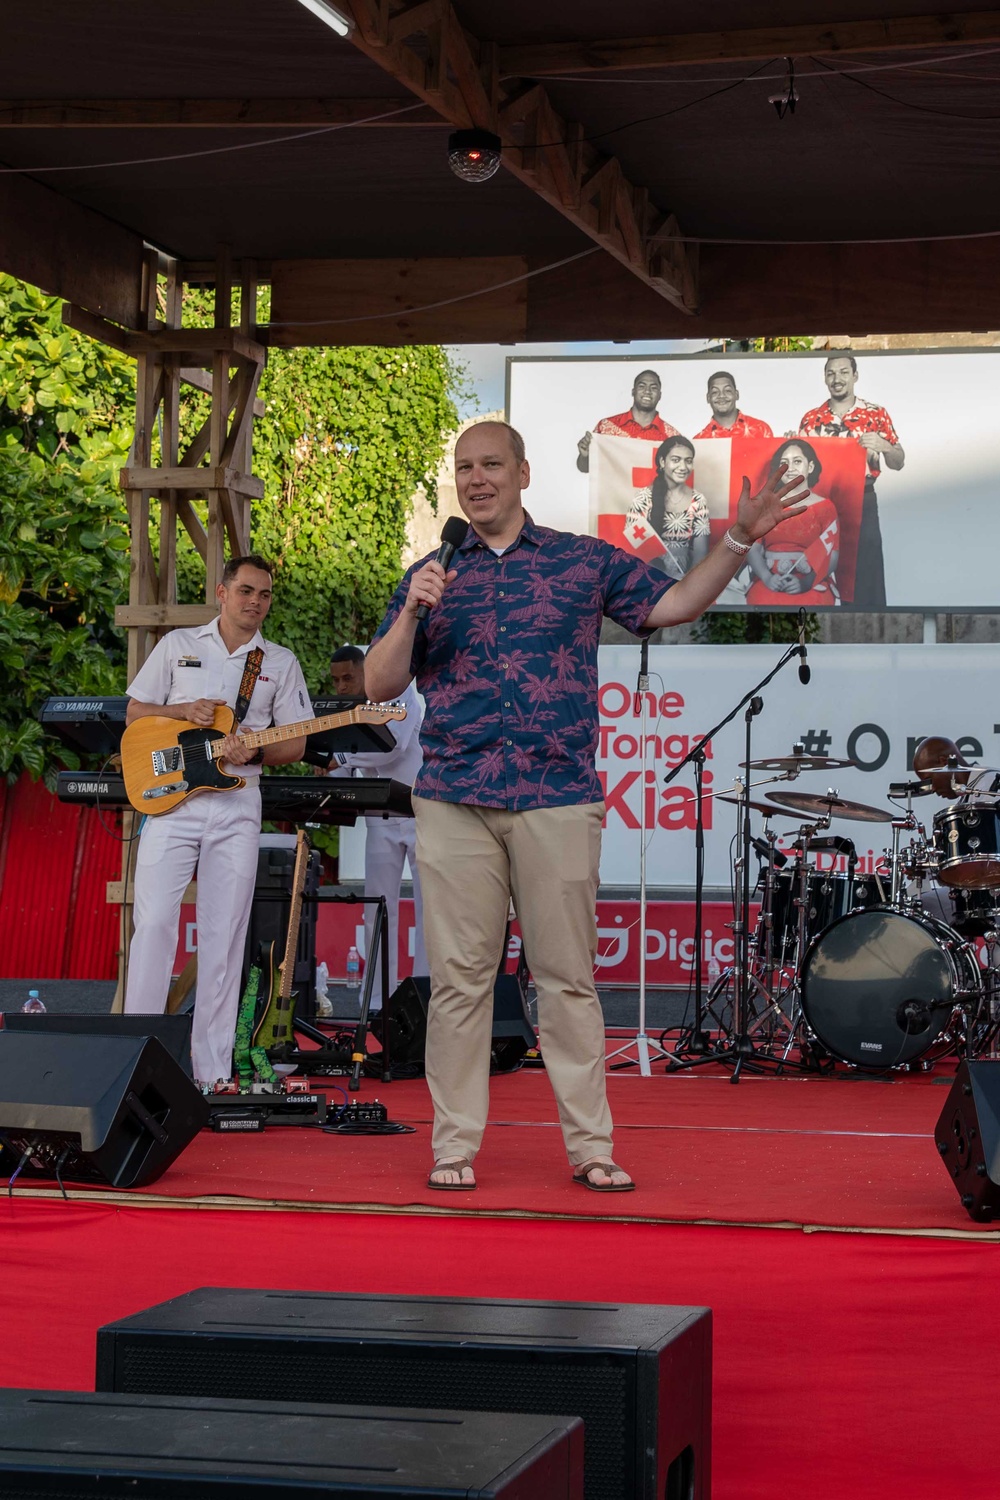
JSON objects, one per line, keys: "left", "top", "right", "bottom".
{"left": 373, "top": 514, "right": 672, "bottom": 810}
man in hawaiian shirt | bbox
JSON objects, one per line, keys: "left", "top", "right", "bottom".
{"left": 576, "top": 369, "right": 679, "bottom": 473}
{"left": 798, "top": 354, "right": 904, "bottom": 608}
{"left": 366, "top": 420, "right": 801, "bottom": 1194}
{"left": 694, "top": 370, "right": 774, "bottom": 440}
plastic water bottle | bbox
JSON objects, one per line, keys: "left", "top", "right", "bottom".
{"left": 346, "top": 946, "right": 361, "bottom": 990}
{"left": 315, "top": 960, "right": 333, "bottom": 1019}
{"left": 21, "top": 989, "right": 45, "bottom": 1013}
{"left": 706, "top": 956, "right": 721, "bottom": 990}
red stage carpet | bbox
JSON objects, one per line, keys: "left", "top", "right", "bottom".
{"left": 4, "top": 1065, "right": 997, "bottom": 1498}
{"left": 19, "top": 1066, "right": 993, "bottom": 1237}
{"left": 0, "top": 1200, "right": 995, "bottom": 1500}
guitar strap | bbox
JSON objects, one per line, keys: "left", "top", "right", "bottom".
{"left": 234, "top": 647, "right": 264, "bottom": 724}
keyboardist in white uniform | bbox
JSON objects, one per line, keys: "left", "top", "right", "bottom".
{"left": 327, "top": 646, "right": 427, "bottom": 1008}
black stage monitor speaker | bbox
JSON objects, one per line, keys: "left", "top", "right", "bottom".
{"left": 377, "top": 971, "right": 535, "bottom": 1076}
{"left": 935, "top": 1059, "right": 1000, "bottom": 1221}
{"left": 96, "top": 1288, "right": 711, "bottom": 1500}
{"left": 0, "top": 1388, "right": 583, "bottom": 1499}
{"left": 0, "top": 1032, "right": 208, "bottom": 1189}
{"left": 3, "top": 1012, "right": 194, "bottom": 1077}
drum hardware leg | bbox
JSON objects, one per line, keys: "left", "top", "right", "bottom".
{"left": 664, "top": 649, "right": 816, "bottom": 1079}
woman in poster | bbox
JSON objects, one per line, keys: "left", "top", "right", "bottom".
{"left": 745, "top": 439, "right": 840, "bottom": 605}
{"left": 627, "top": 434, "right": 710, "bottom": 581}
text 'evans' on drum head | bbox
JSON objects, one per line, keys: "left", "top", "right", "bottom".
{"left": 801, "top": 908, "right": 979, "bottom": 1069}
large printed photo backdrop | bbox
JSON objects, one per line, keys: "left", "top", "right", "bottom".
{"left": 507, "top": 350, "right": 1000, "bottom": 611}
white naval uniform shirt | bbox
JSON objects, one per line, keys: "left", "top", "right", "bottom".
{"left": 126, "top": 616, "right": 313, "bottom": 766}
{"left": 327, "top": 678, "right": 423, "bottom": 808}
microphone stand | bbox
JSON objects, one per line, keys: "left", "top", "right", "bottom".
{"left": 608, "top": 637, "right": 668, "bottom": 1075}
{"left": 664, "top": 639, "right": 809, "bottom": 1083}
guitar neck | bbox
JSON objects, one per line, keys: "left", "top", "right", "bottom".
{"left": 278, "top": 833, "right": 310, "bottom": 1003}
{"left": 209, "top": 704, "right": 400, "bottom": 760}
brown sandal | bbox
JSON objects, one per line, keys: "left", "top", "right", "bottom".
{"left": 428, "top": 1157, "right": 477, "bottom": 1191}
{"left": 572, "top": 1159, "right": 635, "bottom": 1193}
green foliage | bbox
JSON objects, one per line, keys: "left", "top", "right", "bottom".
{"left": 172, "top": 292, "right": 459, "bottom": 694}
{"left": 1, "top": 275, "right": 460, "bottom": 783}
{"left": 694, "top": 610, "right": 819, "bottom": 645}
{"left": 0, "top": 276, "right": 133, "bottom": 782}
{"left": 250, "top": 343, "right": 458, "bottom": 692}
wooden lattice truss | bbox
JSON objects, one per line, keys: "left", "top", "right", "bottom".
{"left": 64, "top": 246, "right": 265, "bottom": 680}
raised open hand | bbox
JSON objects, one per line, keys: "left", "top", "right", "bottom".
{"left": 733, "top": 463, "right": 807, "bottom": 544}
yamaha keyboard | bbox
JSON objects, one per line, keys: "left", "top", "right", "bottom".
{"left": 56, "top": 772, "right": 413, "bottom": 823}
{"left": 39, "top": 695, "right": 397, "bottom": 761}
{"left": 39, "top": 696, "right": 128, "bottom": 756}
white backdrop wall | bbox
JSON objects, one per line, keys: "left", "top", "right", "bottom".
{"left": 340, "top": 644, "right": 995, "bottom": 889}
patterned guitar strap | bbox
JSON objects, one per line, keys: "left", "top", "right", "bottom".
{"left": 234, "top": 646, "right": 264, "bottom": 724}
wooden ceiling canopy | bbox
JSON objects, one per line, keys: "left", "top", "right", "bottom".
{"left": 497, "top": 11, "right": 1000, "bottom": 76}
{"left": 2, "top": 1, "right": 1000, "bottom": 342}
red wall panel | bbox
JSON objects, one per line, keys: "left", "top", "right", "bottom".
{"left": 0, "top": 775, "right": 120, "bottom": 980}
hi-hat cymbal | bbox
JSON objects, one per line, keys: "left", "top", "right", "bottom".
{"left": 740, "top": 754, "right": 855, "bottom": 771}
{"left": 716, "top": 794, "right": 807, "bottom": 819}
{"left": 765, "top": 790, "right": 893, "bottom": 823}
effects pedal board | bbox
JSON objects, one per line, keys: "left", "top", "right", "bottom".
{"left": 335, "top": 1100, "right": 388, "bottom": 1124}
{"left": 207, "top": 1091, "right": 328, "bottom": 1130}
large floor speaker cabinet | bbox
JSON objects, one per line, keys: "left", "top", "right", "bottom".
{"left": 97, "top": 1288, "right": 711, "bottom": 1500}
{"left": 0, "top": 1388, "right": 583, "bottom": 1498}
{"left": 936, "top": 1059, "right": 1000, "bottom": 1220}
{"left": 0, "top": 1032, "right": 208, "bottom": 1188}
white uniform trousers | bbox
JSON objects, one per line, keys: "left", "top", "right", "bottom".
{"left": 124, "top": 783, "right": 261, "bottom": 1082}
{"left": 363, "top": 815, "right": 427, "bottom": 1008}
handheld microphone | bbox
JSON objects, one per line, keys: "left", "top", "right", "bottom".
{"left": 797, "top": 607, "right": 811, "bottom": 684}
{"left": 415, "top": 516, "right": 468, "bottom": 621}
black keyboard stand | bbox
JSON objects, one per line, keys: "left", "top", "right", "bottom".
{"left": 259, "top": 891, "right": 393, "bottom": 1088}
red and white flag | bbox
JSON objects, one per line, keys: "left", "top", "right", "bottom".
{"left": 620, "top": 513, "right": 667, "bottom": 561}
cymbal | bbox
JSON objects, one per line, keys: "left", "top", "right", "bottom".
{"left": 740, "top": 754, "right": 855, "bottom": 771}
{"left": 917, "top": 766, "right": 972, "bottom": 779}
{"left": 716, "top": 794, "right": 808, "bottom": 819}
{"left": 765, "top": 790, "right": 894, "bottom": 824}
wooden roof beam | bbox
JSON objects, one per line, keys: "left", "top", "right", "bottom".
{"left": 498, "top": 10, "right": 1000, "bottom": 76}
{"left": 0, "top": 98, "right": 443, "bottom": 127}
{"left": 343, "top": 0, "right": 697, "bottom": 312}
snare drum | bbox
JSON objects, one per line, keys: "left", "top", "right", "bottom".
{"left": 801, "top": 907, "right": 981, "bottom": 1067}
{"left": 933, "top": 805, "right": 1000, "bottom": 889}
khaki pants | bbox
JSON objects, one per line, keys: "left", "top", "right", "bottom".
{"left": 413, "top": 797, "right": 612, "bottom": 1168}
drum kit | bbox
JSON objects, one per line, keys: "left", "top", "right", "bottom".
{"left": 702, "top": 737, "right": 1000, "bottom": 1072}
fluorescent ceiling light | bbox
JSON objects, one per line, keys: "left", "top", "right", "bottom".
{"left": 293, "top": 0, "right": 354, "bottom": 37}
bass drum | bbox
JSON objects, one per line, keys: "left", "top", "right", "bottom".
{"left": 801, "top": 907, "right": 981, "bottom": 1068}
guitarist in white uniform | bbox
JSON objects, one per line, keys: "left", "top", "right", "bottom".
{"left": 124, "top": 556, "right": 310, "bottom": 1087}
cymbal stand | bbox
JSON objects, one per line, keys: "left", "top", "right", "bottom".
{"left": 666, "top": 636, "right": 810, "bottom": 1082}
{"left": 886, "top": 785, "right": 929, "bottom": 910}
{"left": 777, "top": 817, "right": 830, "bottom": 1062}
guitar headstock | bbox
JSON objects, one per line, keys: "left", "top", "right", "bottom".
{"left": 359, "top": 701, "right": 407, "bottom": 722}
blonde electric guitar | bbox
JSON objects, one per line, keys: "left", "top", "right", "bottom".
{"left": 120, "top": 702, "right": 405, "bottom": 815}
